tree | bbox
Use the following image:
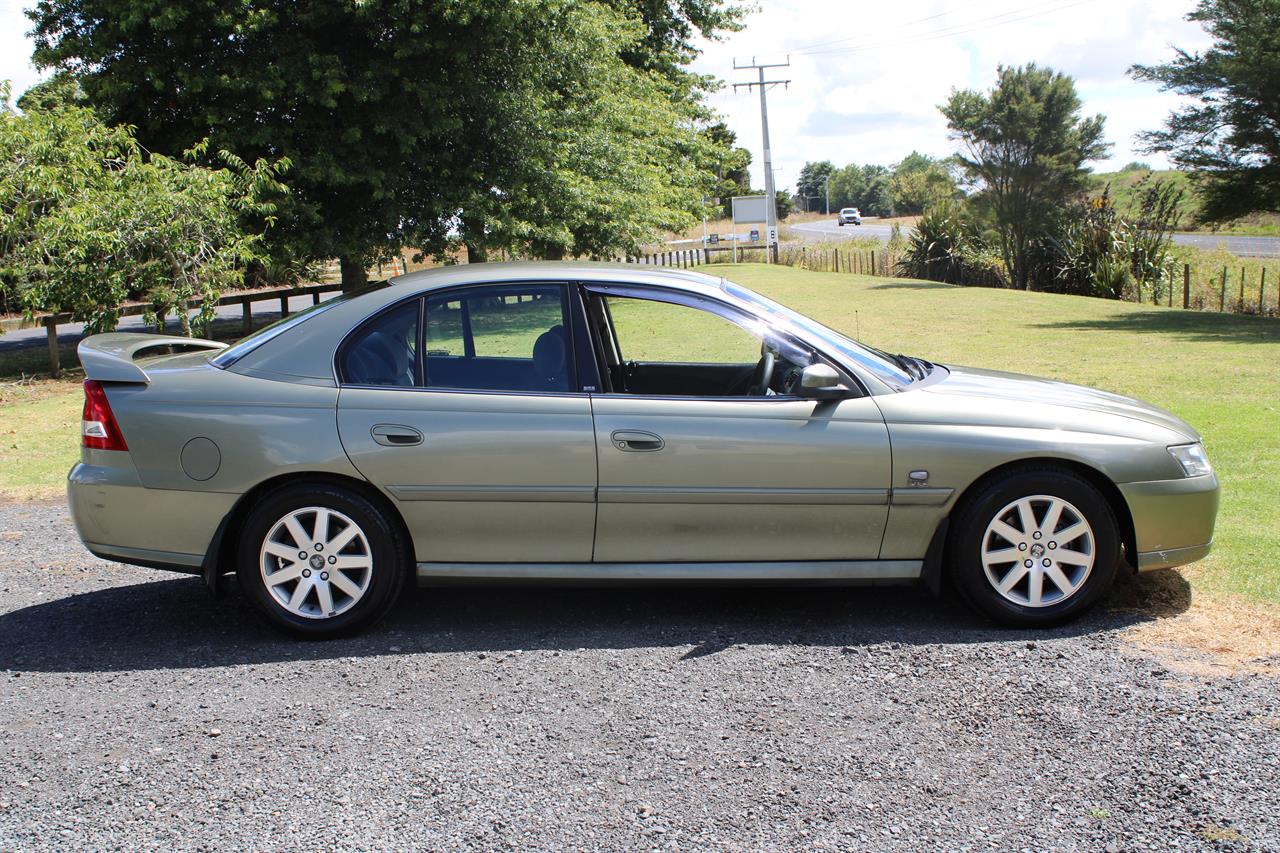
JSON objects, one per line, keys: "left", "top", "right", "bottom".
{"left": 796, "top": 161, "right": 835, "bottom": 212}
{"left": 703, "top": 122, "right": 751, "bottom": 219}
{"left": 0, "top": 86, "right": 286, "bottom": 334}
{"left": 1130, "top": 0, "right": 1280, "bottom": 221}
{"left": 942, "top": 64, "right": 1109, "bottom": 289}
{"left": 28, "top": 0, "right": 742, "bottom": 286}
{"left": 889, "top": 151, "right": 958, "bottom": 215}
{"left": 827, "top": 163, "right": 892, "bottom": 217}
{"left": 774, "top": 188, "right": 794, "bottom": 220}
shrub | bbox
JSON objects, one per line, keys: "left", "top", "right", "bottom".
{"left": 897, "top": 200, "right": 1008, "bottom": 286}
{"left": 0, "top": 86, "right": 288, "bottom": 334}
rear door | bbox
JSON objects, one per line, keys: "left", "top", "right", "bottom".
{"left": 336, "top": 282, "right": 598, "bottom": 563}
{"left": 584, "top": 285, "right": 893, "bottom": 563}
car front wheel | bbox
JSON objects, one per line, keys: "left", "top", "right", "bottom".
{"left": 949, "top": 468, "right": 1120, "bottom": 627}
{"left": 237, "top": 484, "right": 407, "bottom": 637}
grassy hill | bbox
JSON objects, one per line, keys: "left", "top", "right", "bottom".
{"left": 1089, "top": 167, "right": 1280, "bottom": 236}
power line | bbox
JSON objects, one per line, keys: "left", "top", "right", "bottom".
{"left": 794, "top": 0, "right": 1100, "bottom": 58}
{"left": 784, "top": 0, "right": 997, "bottom": 54}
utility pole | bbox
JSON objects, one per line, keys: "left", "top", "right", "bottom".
{"left": 821, "top": 174, "right": 830, "bottom": 215}
{"left": 733, "top": 56, "right": 789, "bottom": 263}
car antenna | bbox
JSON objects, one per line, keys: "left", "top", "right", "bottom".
{"left": 855, "top": 310, "right": 859, "bottom": 339}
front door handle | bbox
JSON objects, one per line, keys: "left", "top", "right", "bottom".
{"left": 371, "top": 424, "right": 424, "bottom": 447}
{"left": 611, "top": 430, "right": 665, "bottom": 452}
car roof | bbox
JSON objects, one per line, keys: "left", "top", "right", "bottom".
{"left": 388, "top": 261, "right": 728, "bottom": 299}
{"left": 224, "top": 262, "right": 732, "bottom": 386}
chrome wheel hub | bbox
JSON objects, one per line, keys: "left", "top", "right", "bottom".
{"left": 980, "top": 495, "right": 1095, "bottom": 608}
{"left": 259, "top": 507, "right": 373, "bottom": 619}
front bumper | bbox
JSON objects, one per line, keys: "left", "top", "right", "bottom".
{"left": 68, "top": 460, "right": 236, "bottom": 574}
{"left": 1119, "top": 472, "right": 1220, "bottom": 572}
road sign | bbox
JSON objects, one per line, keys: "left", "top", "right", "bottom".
{"left": 708, "top": 233, "right": 719, "bottom": 245}
{"left": 732, "top": 195, "right": 769, "bottom": 225}
{"left": 749, "top": 228, "right": 760, "bottom": 242}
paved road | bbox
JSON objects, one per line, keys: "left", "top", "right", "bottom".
{"left": 792, "top": 218, "right": 1280, "bottom": 257}
{"left": 0, "top": 500, "right": 1277, "bottom": 850}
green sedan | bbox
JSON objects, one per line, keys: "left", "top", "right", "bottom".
{"left": 69, "top": 263, "right": 1219, "bottom": 637}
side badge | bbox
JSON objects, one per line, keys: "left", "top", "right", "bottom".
{"left": 908, "top": 470, "right": 929, "bottom": 487}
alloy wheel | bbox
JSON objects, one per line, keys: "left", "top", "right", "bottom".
{"left": 980, "top": 494, "right": 1095, "bottom": 608}
{"left": 259, "top": 506, "right": 374, "bottom": 619}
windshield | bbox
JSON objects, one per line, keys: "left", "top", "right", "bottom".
{"left": 722, "top": 281, "right": 916, "bottom": 389}
{"left": 210, "top": 283, "right": 388, "bottom": 368}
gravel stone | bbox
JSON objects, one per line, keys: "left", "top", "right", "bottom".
{"left": 0, "top": 501, "right": 1276, "bottom": 850}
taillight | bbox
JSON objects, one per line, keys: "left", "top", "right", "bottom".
{"left": 82, "top": 379, "right": 128, "bottom": 451}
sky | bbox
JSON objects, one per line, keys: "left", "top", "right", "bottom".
{"left": 691, "top": 0, "right": 1213, "bottom": 190}
{"left": 1, "top": 0, "right": 1211, "bottom": 192}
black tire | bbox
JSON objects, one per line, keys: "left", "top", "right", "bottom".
{"left": 948, "top": 467, "right": 1120, "bottom": 628}
{"left": 237, "top": 484, "right": 408, "bottom": 638}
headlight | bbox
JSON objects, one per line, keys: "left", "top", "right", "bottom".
{"left": 1168, "top": 443, "right": 1212, "bottom": 477}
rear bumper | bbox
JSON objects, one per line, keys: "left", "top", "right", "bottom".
{"left": 1119, "top": 472, "right": 1219, "bottom": 572}
{"left": 68, "top": 461, "right": 235, "bottom": 574}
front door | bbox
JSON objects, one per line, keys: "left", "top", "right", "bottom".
{"left": 336, "top": 283, "right": 597, "bottom": 563}
{"left": 584, "top": 287, "right": 892, "bottom": 563}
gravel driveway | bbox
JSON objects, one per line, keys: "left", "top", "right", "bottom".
{"left": 0, "top": 501, "right": 1275, "bottom": 851}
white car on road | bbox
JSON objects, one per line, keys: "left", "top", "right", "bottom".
{"left": 838, "top": 207, "right": 861, "bottom": 226}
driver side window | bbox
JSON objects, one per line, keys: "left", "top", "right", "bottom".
{"left": 607, "top": 297, "right": 763, "bottom": 365}
{"left": 596, "top": 294, "right": 810, "bottom": 397}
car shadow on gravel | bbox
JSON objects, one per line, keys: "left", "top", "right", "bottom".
{"left": 0, "top": 569, "right": 1190, "bottom": 674}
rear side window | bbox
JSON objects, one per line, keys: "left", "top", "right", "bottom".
{"left": 340, "top": 301, "right": 420, "bottom": 387}
{"left": 424, "top": 284, "right": 572, "bottom": 392}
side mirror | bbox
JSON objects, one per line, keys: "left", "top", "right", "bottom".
{"left": 796, "top": 363, "right": 850, "bottom": 400}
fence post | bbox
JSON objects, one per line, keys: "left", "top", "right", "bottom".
{"left": 834, "top": 250, "right": 839, "bottom": 273}
{"left": 1220, "top": 267, "right": 1227, "bottom": 311}
{"left": 312, "top": 290, "right": 321, "bottom": 306}
{"left": 870, "top": 252, "right": 876, "bottom": 276}
{"left": 45, "top": 317, "right": 61, "bottom": 379}
{"left": 243, "top": 297, "right": 252, "bottom": 334}
{"left": 703, "top": 248, "right": 710, "bottom": 264}
{"left": 1183, "top": 264, "right": 1190, "bottom": 309}
{"left": 1167, "top": 265, "right": 1173, "bottom": 307}
{"left": 1260, "top": 268, "right": 1266, "bottom": 313}
{"left": 1239, "top": 266, "right": 1246, "bottom": 309}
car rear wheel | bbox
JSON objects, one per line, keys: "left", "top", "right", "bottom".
{"left": 238, "top": 484, "right": 407, "bottom": 637}
{"left": 949, "top": 468, "right": 1120, "bottom": 627}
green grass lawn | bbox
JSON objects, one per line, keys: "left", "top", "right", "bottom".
{"left": 2, "top": 263, "right": 1277, "bottom": 604}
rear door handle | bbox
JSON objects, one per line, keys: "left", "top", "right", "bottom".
{"left": 371, "top": 424, "right": 423, "bottom": 447}
{"left": 611, "top": 430, "right": 665, "bottom": 452}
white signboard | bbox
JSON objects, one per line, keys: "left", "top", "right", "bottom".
{"left": 731, "top": 195, "right": 769, "bottom": 225}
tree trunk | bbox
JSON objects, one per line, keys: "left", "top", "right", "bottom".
{"left": 535, "top": 241, "right": 566, "bottom": 261}
{"left": 462, "top": 214, "right": 487, "bottom": 263}
{"left": 339, "top": 256, "right": 367, "bottom": 292}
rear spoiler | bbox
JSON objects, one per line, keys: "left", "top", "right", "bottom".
{"left": 77, "top": 333, "right": 228, "bottom": 383}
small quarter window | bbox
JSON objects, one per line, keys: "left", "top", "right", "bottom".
{"left": 341, "top": 301, "right": 420, "bottom": 387}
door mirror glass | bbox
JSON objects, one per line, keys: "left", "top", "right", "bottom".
{"left": 796, "top": 363, "right": 849, "bottom": 399}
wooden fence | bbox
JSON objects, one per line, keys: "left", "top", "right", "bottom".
{"left": 625, "top": 246, "right": 1279, "bottom": 318}
{"left": 21, "top": 281, "right": 346, "bottom": 378}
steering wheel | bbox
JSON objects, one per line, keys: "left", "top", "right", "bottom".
{"left": 751, "top": 348, "right": 776, "bottom": 396}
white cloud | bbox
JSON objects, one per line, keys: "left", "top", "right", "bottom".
{"left": 692, "top": 0, "right": 1214, "bottom": 188}
{"left": 0, "top": 0, "right": 47, "bottom": 100}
